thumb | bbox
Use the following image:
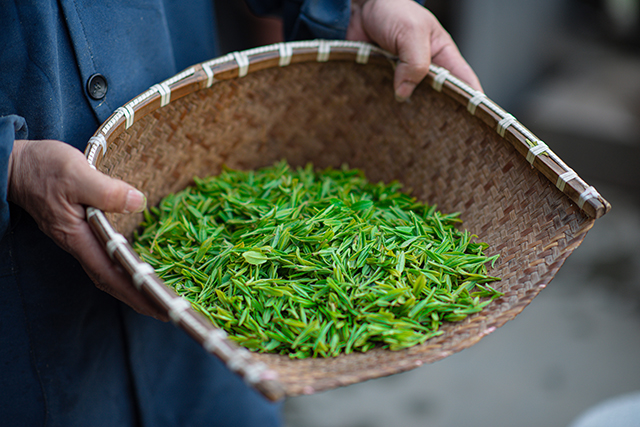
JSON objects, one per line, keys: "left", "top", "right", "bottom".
{"left": 75, "top": 163, "right": 147, "bottom": 214}
{"left": 394, "top": 60, "right": 430, "bottom": 103}
{"left": 393, "top": 38, "right": 432, "bottom": 102}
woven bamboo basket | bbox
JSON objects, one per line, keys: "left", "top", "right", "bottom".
{"left": 84, "top": 40, "right": 610, "bottom": 401}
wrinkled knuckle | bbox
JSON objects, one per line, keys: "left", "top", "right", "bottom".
{"left": 399, "top": 58, "right": 430, "bottom": 83}
{"left": 58, "top": 147, "right": 85, "bottom": 173}
{"left": 58, "top": 158, "right": 78, "bottom": 182}
{"left": 412, "top": 60, "right": 431, "bottom": 78}
{"left": 395, "top": 17, "right": 420, "bottom": 42}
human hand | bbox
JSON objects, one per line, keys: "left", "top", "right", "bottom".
{"left": 346, "top": 0, "right": 482, "bottom": 101}
{"left": 8, "top": 139, "right": 167, "bottom": 321}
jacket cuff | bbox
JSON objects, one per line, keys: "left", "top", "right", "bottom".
{"left": 0, "top": 115, "right": 28, "bottom": 237}
{"left": 244, "top": 0, "right": 351, "bottom": 41}
{"left": 291, "top": 0, "right": 350, "bottom": 41}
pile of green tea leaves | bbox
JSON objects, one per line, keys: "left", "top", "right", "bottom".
{"left": 133, "top": 161, "right": 501, "bottom": 359}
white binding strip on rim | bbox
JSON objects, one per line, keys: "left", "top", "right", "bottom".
{"left": 243, "top": 44, "right": 278, "bottom": 57}
{"left": 179, "top": 310, "right": 209, "bottom": 338}
{"left": 497, "top": 114, "right": 517, "bottom": 137}
{"left": 203, "top": 329, "right": 228, "bottom": 353}
{"left": 243, "top": 362, "right": 269, "bottom": 385}
{"left": 467, "top": 91, "right": 486, "bottom": 115}
{"left": 578, "top": 186, "right": 600, "bottom": 209}
{"left": 167, "top": 297, "right": 192, "bottom": 324}
{"left": 278, "top": 42, "right": 293, "bottom": 67}
{"left": 445, "top": 72, "right": 475, "bottom": 97}
{"left": 86, "top": 133, "right": 107, "bottom": 167}
{"left": 317, "top": 39, "right": 330, "bottom": 62}
{"left": 101, "top": 108, "right": 126, "bottom": 135}
{"left": 432, "top": 68, "right": 450, "bottom": 92}
{"left": 200, "top": 53, "right": 234, "bottom": 79}
{"left": 232, "top": 51, "right": 250, "bottom": 77}
{"left": 556, "top": 170, "right": 578, "bottom": 191}
{"left": 106, "top": 233, "right": 128, "bottom": 260}
{"left": 86, "top": 206, "right": 100, "bottom": 220}
{"left": 526, "top": 141, "right": 550, "bottom": 164}
{"left": 151, "top": 82, "right": 171, "bottom": 107}
{"left": 227, "top": 352, "right": 251, "bottom": 374}
{"left": 88, "top": 133, "right": 107, "bottom": 156}
{"left": 202, "top": 62, "right": 215, "bottom": 87}
{"left": 131, "top": 263, "right": 155, "bottom": 290}
{"left": 115, "top": 105, "right": 135, "bottom": 129}
{"left": 165, "top": 67, "right": 196, "bottom": 86}
{"left": 356, "top": 43, "right": 372, "bottom": 64}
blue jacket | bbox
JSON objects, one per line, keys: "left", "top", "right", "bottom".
{"left": 0, "top": 0, "right": 349, "bottom": 233}
{"left": 0, "top": 1, "right": 348, "bottom": 425}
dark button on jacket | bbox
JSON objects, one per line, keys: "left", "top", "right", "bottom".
{"left": 0, "top": 1, "right": 350, "bottom": 425}
{"left": 87, "top": 73, "right": 108, "bottom": 100}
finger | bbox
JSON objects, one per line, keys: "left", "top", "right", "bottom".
{"left": 395, "top": 26, "right": 483, "bottom": 101}
{"left": 11, "top": 139, "right": 164, "bottom": 320}
{"left": 394, "top": 33, "right": 432, "bottom": 102}
{"left": 69, "top": 219, "right": 168, "bottom": 321}
{"left": 430, "top": 32, "right": 483, "bottom": 92}
{"left": 345, "top": 2, "right": 372, "bottom": 42}
{"left": 73, "top": 161, "right": 147, "bottom": 214}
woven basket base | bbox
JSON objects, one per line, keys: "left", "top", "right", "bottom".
{"left": 97, "top": 60, "right": 594, "bottom": 396}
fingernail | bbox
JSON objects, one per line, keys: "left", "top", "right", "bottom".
{"left": 124, "top": 189, "right": 147, "bottom": 214}
{"left": 395, "top": 81, "right": 417, "bottom": 103}
{"left": 395, "top": 93, "right": 410, "bottom": 103}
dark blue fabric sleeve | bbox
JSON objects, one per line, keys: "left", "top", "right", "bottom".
{"left": 244, "top": 0, "right": 350, "bottom": 41}
{"left": 0, "top": 115, "right": 27, "bottom": 238}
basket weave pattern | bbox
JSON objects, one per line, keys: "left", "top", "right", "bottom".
{"left": 86, "top": 41, "right": 606, "bottom": 399}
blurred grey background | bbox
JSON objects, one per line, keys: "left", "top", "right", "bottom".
{"left": 218, "top": 1, "right": 640, "bottom": 425}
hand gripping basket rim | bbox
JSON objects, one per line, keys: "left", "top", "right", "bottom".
{"left": 83, "top": 40, "right": 610, "bottom": 401}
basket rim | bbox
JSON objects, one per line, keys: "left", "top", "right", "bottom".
{"left": 83, "top": 40, "right": 609, "bottom": 401}
{"left": 85, "top": 39, "right": 610, "bottom": 219}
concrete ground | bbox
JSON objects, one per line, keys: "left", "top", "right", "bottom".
{"left": 282, "top": 10, "right": 640, "bottom": 427}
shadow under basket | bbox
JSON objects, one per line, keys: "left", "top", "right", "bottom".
{"left": 84, "top": 41, "right": 610, "bottom": 401}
